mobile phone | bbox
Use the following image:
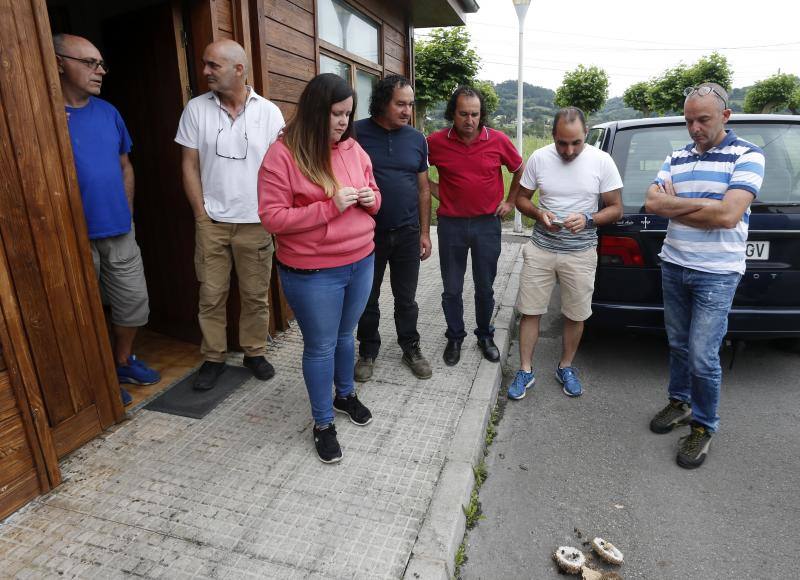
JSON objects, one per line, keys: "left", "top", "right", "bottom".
{"left": 551, "top": 217, "right": 564, "bottom": 225}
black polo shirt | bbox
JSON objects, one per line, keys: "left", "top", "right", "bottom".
{"left": 354, "top": 117, "right": 428, "bottom": 232}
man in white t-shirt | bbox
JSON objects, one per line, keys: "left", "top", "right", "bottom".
{"left": 509, "top": 107, "right": 623, "bottom": 401}
{"left": 175, "top": 39, "right": 284, "bottom": 391}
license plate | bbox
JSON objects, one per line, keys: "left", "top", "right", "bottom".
{"left": 746, "top": 241, "right": 770, "bottom": 260}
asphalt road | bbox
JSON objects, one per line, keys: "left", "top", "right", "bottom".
{"left": 460, "top": 301, "right": 800, "bottom": 579}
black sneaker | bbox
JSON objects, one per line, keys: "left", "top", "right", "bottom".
{"left": 333, "top": 393, "right": 373, "bottom": 426}
{"left": 676, "top": 423, "right": 712, "bottom": 469}
{"left": 649, "top": 400, "right": 692, "bottom": 434}
{"left": 194, "top": 361, "right": 226, "bottom": 391}
{"left": 313, "top": 424, "right": 342, "bottom": 463}
{"left": 243, "top": 355, "right": 275, "bottom": 381}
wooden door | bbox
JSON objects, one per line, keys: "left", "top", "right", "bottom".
{"left": 0, "top": 0, "right": 124, "bottom": 517}
{"left": 0, "top": 255, "right": 50, "bottom": 521}
{"left": 101, "top": 1, "right": 202, "bottom": 344}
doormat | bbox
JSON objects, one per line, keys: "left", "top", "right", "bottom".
{"left": 144, "top": 365, "right": 252, "bottom": 419}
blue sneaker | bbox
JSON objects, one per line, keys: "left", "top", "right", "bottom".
{"left": 508, "top": 369, "right": 535, "bottom": 400}
{"left": 556, "top": 365, "right": 582, "bottom": 397}
{"left": 120, "top": 387, "right": 132, "bottom": 406}
{"left": 117, "top": 355, "right": 161, "bottom": 386}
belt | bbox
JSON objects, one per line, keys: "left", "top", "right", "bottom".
{"left": 276, "top": 260, "right": 321, "bottom": 274}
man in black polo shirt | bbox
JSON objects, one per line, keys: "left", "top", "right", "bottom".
{"left": 354, "top": 75, "right": 433, "bottom": 381}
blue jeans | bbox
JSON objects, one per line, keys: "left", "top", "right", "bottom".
{"left": 661, "top": 261, "right": 741, "bottom": 432}
{"left": 278, "top": 254, "right": 374, "bottom": 426}
{"left": 438, "top": 215, "right": 501, "bottom": 340}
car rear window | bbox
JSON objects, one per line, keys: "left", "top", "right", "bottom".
{"left": 608, "top": 123, "right": 800, "bottom": 211}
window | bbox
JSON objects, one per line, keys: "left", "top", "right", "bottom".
{"left": 317, "top": 0, "right": 381, "bottom": 120}
{"left": 611, "top": 123, "right": 800, "bottom": 211}
{"left": 586, "top": 128, "right": 605, "bottom": 148}
{"left": 317, "top": 0, "right": 379, "bottom": 63}
{"left": 610, "top": 126, "right": 692, "bottom": 211}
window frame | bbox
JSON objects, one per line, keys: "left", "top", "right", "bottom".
{"left": 316, "top": 0, "right": 383, "bottom": 72}
{"left": 316, "top": 0, "right": 384, "bottom": 121}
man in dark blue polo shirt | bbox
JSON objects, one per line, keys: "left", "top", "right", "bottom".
{"left": 354, "top": 75, "right": 432, "bottom": 381}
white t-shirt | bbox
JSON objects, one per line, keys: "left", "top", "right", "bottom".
{"left": 521, "top": 143, "right": 623, "bottom": 251}
{"left": 175, "top": 88, "right": 284, "bottom": 223}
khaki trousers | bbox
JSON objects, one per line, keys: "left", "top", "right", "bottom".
{"left": 194, "top": 217, "right": 273, "bottom": 361}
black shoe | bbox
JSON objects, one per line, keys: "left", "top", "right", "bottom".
{"left": 243, "top": 355, "right": 275, "bottom": 381}
{"left": 194, "top": 361, "right": 226, "bottom": 391}
{"left": 313, "top": 423, "right": 343, "bottom": 463}
{"left": 333, "top": 393, "right": 372, "bottom": 426}
{"left": 477, "top": 337, "right": 500, "bottom": 362}
{"left": 443, "top": 339, "right": 463, "bottom": 366}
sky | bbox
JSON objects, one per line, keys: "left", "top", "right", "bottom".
{"left": 417, "top": 0, "right": 800, "bottom": 98}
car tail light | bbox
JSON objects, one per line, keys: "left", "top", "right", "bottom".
{"left": 599, "top": 235, "right": 644, "bottom": 266}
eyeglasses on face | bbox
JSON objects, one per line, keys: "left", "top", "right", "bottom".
{"left": 683, "top": 85, "right": 728, "bottom": 108}
{"left": 57, "top": 53, "right": 109, "bottom": 73}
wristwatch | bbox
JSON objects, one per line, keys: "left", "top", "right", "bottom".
{"left": 583, "top": 212, "right": 595, "bottom": 228}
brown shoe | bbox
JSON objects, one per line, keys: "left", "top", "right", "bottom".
{"left": 402, "top": 345, "right": 432, "bottom": 379}
{"left": 354, "top": 356, "right": 374, "bottom": 382}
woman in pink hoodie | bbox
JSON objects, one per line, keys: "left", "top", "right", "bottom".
{"left": 258, "top": 73, "right": 381, "bottom": 463}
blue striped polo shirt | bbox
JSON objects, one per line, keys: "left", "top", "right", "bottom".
{"left": 655, "top": 130, "right": 765, "bottom": 275}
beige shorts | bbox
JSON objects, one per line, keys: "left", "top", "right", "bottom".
{"left": 515, "top": 241, "right": 597, "bottom": 321}
{"left": 90, "top": 227, "right": 149, "bottom": 327}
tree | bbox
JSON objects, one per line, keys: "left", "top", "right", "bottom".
{"left": 553, "top": 65, "right": 609, "bottom": 116}
{"left": 687, "top": 52, "right": 732, "bottom": 91}
{"left": 473, "top": 80, "right": 499, "bottom": 119}
{"left": 648, "top": 64, "right": 690, "bottom": 115}
{"left": 789, "top": 86, "right": 800, "bottom": 115}
{"left": 637, "top": 53, "right": 734, "bottom": 114}
{"left": 623, "top": 81, "right": 652, "bottom": 117}
{"left": 413, "top": 27, "right": 479, "bottom": 130}
{"left": 743, "top": 73, "right": 800, "bottom": 113}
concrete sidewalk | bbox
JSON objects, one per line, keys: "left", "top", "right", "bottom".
{"left": 0, "top": 227, "right": 524, "bottom": 580}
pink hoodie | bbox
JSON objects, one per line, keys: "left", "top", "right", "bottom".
{"left": 258, "top": 138, "right": 381, "bottom": 269}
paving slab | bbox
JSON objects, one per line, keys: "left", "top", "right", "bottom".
{"left": 0, "top": 226, "right": 525, "bottom": 579}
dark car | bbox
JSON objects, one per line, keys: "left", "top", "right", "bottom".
{"left": 586, "top": 114, "right": 800, "bottom": 339}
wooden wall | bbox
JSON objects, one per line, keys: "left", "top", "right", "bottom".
{"left": 216, "top": 0, "right": 234, "bottom": 38}
{"left": 259, "top": 0, "right": 410, "bottom": 121}
{"left": 0, "top": 308, "right": 41, "bottom": 521}
{"left": 0, "top": 0, "right": 127, "bottom": 519}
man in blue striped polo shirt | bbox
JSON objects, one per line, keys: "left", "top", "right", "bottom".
{"left": 645, "top": 82, "right": 765, "bottom": 469}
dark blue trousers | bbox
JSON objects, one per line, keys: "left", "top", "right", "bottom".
{"left": 357, "top": 225, "right": 422, "bottom": 357}
{"left": 437, "top": 215, "right": 501, "bottom": 341}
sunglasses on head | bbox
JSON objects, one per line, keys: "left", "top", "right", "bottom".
{"left": 683, "top": 86, "right": 728, "bottom": 108}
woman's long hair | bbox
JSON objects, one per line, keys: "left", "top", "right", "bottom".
{"left": 282, "top": 73, "right": 356, "bottom": 197}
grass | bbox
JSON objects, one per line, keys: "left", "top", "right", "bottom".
{"left": 484, "top": 405, "right": 500, "bottom": 449}
{"left": 472, "top": 460, "right": 488, "bottom": 488}
{"left": 454, "top": 403, "right": 504, "bottom": 578}
{"left": 429, "top": 133, "right": 550, "bottom": 226}
{"left": 454, "top": 541, "right": 468, "bottom": 576}
{"left": 462, "top": 488, "right": 484, "bottom": 530}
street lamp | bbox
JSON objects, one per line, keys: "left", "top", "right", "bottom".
{"left": 512, "top": 0, "right": 531, "bottom": 233}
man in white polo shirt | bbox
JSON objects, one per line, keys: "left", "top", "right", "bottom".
{"left": 176, "top": 39, "right": 284, "bottom": 391}
{"left": 509, "top": 107, "right": 623, "bottom": 401}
